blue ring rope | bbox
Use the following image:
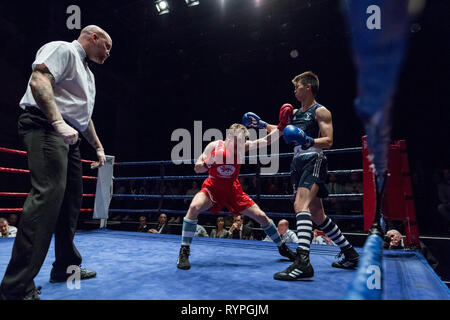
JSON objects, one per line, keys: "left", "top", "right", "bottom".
{"left": 107, "top": 208, "right": 363, "bottom": 220}
{"left": 114, "top": 147, "right": 362, "bottom": 166}
{"left": 112, "top": 169, "right": 363, "bottom": 182}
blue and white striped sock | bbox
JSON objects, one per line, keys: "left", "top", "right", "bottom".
{"left": 181, "top": 218, "right": 198, "bottom": 246}
{"left": 263, "top": 220, "right": 283, "bottom": 247}
{"left": 318, "top": 217, "right": 352, "bottom": 251}
{"left": 296, "top": 211, "right": 313, "bottom": 251}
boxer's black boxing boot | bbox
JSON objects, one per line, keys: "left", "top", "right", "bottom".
{"left": 177, "top": 245, "right": 191, "bottom": 270}
{"left": 278, "top": 242, "right": 296, "bottom": 262}
{"left": 273, "top": 248, "right": 314, "bottom": 280}
{"left": 332, "top": 247, "right": 359, "bottom": 269}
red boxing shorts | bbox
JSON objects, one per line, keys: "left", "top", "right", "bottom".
{"left": 200, "top": 177, "right": 255, "bottom": 215}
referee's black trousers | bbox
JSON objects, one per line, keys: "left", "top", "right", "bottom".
{"left": 0, "top": 108, "right": 83, "bottom": 298}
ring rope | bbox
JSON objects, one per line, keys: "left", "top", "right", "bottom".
{"left": 111, "top": 193, "right": 362, "bottom": 200}
{"left": 0, "top": 147, "right": 96, "bottom": 164}
{"left": 0, "top": 208, "right": 94, "bottom": 213}
{"left": 112, "top": 169, "right": 363, "bottom": 182}
{"left": 107, "top": 208, "right": 363, "bottom": 220}
{"left": 114, "top": 147, "right": 363, "bottom": 166}
{"left": 0, "top": 192, "right": 95, "bottom": 198}
{"left": 0, "top": 167, "right": 97, "bottom": 180}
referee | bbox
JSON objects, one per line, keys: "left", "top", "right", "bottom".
{"left": 0, "top": 25, "right": 112, "bottom": 300}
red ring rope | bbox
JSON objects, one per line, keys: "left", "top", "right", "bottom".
{"left": 0, "top": 208, "right": 93, "bottom": 213}
{"left": 0, "top": 192, "right": 95, "bottom": 197}
{"left": 0, "top": 147, "right": 95, "bottom": 164}
{"left": 1, "top": 147, "right": 97, "bottom": 214}
{"left": 0, "top": 167, "right": 97, "bottom": 180}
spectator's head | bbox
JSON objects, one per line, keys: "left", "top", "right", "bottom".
{"left": 386, "top": 229, "right": 404, "bottom": 249}
{"left": 233, "top": 215, "right": 243, "bottom": 228}
{"left": 314, "top": 229, "right": 326, "bottom": 238}
{"left": 158, "top": 213, "right": 167, "bottom": 225}
{"left": 216, "top": 216, "right": 225, "bottom": 229}
{"left": 277, "top": 219, "right": 289, "bottom": 235}
{"left": 328, "top": 172, "right": 337, "bottom": 183}
{"left": 8, "top": 214, "right": 18, "bottom": 227}
{"left": 0, "top": 218, "right": 9, "bottom": 236}
{"left": 139, "top": 216, "right": 147, "bottom": 226}
{"left": 192, "top": 181, "right": 198, "bottom": 189}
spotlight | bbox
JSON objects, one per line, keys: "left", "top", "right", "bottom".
{"left": 185, "top": 0, "right": 200, "bottom": 6}
{"left": 155, "top": 0, "right": 170, "bottom": 15}
{"left": 290, "top": 49, "right": 299, "bottom": 59}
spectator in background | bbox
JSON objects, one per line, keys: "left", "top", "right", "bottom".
{"left": 263, "top": 219, "right": 298, "bottom": 244}
{"left": 135, "top": 181, "right": 148, "bottom": 210}
{"left": 312, "top": 229, "right": 335, "bottom": 246}
{"left": 110, "top": 182, "right": 128, "bottom": 221}
{"left": 137, "top": 216, "right": 150, "bottom": 233}
{"left": 7, "top": 214, "right": 18, "bottom": 228}
{"left": 210, "top": 217, "right": 229, "bottom": 238}
{"left": 223, "top": 216, "right": 233, "bottom": 228}
{"left": 148, "top": 213, "right": 171, "bottom": 234}
{"left": 121, "top": 180, "right": 138, "bottom": 221}
{"left": 437, "top": 168, "right": 450, "bottom": 223}
{"left": 383, "top": 229, "right": 404, "bottom": 249}
{"left": 194, "top": 224, "right": 209, "bottom": 237}
{"left": 0, "top": 218, "right": 17, "bottom": 238}
{"left": 129, "top": 180, "right": 138, "bottom": 197}
{"left": 382, "top": 229, "right": 439, "bottom": 270}
{"left": 138, "top": 182, "right": 147, "bottom": 195}
{"left": 344, "top": 172, "right": 363, "bottom": 194}
{"left": 184, "top": 181, "right": 200, "bottom": 205}
{"left": 228, "top": 215, "right": 253, "bottom": 240}
{"left": 327, "top": 172, "right": 344, "bottom": 194}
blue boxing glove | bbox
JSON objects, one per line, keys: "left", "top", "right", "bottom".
{"left": 283, "top": 125, "right": 315, "bottom": 150}
{"left": 242, "top": 112, "right": 268, "bottom": 129}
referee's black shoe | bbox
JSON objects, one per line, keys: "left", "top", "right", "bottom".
{"left": 0, "top": 286, "right": 41, "bottom": 300}
{"left": 278, "top": 242, "right": 296, "bottom": 262}
{"left": 49, "top": 267, "right": 96, "bottom": 283}
{"left": 177, "top": 245, "right": 191, "bottom": 270}
{"left": 274, "top": 248, "right": 314, "bottom": 281}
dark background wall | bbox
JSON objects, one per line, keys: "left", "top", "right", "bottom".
{"left": 0, "top": 0, "right": 449, "bottom": 236}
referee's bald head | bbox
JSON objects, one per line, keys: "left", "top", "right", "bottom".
{"left": 80, "top": 25, "right": 112, "bottom": 43}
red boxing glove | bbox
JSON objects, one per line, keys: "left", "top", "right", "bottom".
{"left": 277, "top": 103, "right": 294, "bottom": 131}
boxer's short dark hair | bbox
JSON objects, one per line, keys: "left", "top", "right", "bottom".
{"left": 292, "top": 71, "right": 319, "bottom": 96}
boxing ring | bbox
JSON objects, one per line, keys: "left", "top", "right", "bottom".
{"left": 0, "top": 145, "right": 449, "bottom": 300}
